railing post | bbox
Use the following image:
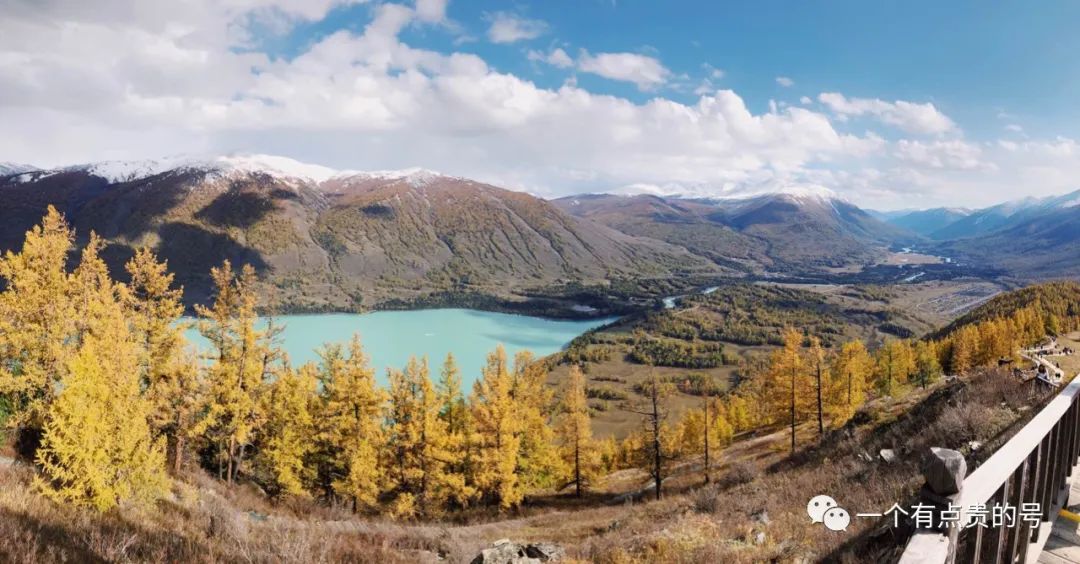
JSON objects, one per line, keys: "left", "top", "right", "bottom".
{"left": 915, "top": 447, "right": 968, "bottom": 564}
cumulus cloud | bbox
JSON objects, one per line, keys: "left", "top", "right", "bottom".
{"left": 528, "top": 47, "right": 573, "bottom": 69}
{"left": 577, "top": 50, "right": 671, "bottom": 90}
{"left": 1, "top": 0, "right": 1076, "bottom": 210}
{"left": 486, "top": 12, "right": 547, "bottom": 43}
{"left": 776, "top": 76, "right": 794, "bottom": 87}
{"left": 893, "top": 139, "right": 987, "bottom": 170}
{"left": 818, "top": 92, "right": 955, "bottom": 136}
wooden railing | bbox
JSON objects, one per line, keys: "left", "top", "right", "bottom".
{"left": 900, "top": 375, "right": 1080, "bottom": 563}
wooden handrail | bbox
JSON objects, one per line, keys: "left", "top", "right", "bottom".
{"left": 959, "top": 376, "right": 1080, "bottom": 515}
{"left": 899, "top": 373, "right": 1080, "bottom": 564}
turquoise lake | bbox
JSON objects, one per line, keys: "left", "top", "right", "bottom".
{"left": 184, "top": 309, "right": 616, "bottom": 388}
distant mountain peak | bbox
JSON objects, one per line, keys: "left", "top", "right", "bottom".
{"left": 5, "top": 154, "right": 452, "bottom": 187}
{"left": 0, "top": 162, "right": 38, "bottom": 176}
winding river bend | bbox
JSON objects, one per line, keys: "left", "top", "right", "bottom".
{"left": 184, "top": 308, "right": 616, "bottom": 388}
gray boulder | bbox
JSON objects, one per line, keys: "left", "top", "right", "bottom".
{"left": 470, "top": 539, "right": 564, "bottom": 564}
{"left": 923, "top": 447, "right": 967, "bottom": 496}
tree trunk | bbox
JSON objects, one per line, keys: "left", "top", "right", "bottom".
{"left": 703, "top": 398, "right": 711, "bottom": 484}
{"left": 790, "top": 365, "right": 796, "bottom": 454}
{"left": 816, "top": 362, "right": 824, "bottom": 436}
{"left": 574, "top": 440, "right": 582, "bottom": 498}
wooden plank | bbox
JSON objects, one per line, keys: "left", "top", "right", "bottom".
{"left": 960, "top": 378, "right": 1080, "bottom": 522}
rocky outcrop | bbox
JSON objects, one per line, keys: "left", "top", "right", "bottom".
{"left": 470, "top": 539, "right": 565, "bottom": 564}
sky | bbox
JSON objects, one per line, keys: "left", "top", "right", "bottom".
{"left": 2, "top": 0, "right": 1080, "bottom": 210}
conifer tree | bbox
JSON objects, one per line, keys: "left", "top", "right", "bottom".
{"left": 385, "top": 357, "right": 454, "bottom": 518}
{"left": 470, "top": 346, "right": 523, "bottom": 508}
{"left": 628, "top": 374, "right": 674, "bottom": 500}
{"left": 949, "top": 326, "right": 978, "bottom": 374}
{"left": 436, "top": 353, "right": 476, "bottom": 508}
{"left": 555, "top": 365, "right": 601, "bottom": 497}
{"left": 828, "top": 340, "right": 872, "bottom": 425}
{"left": 806, "top": 337, "right": 828, "bottom": 436}
{"left": 874, "top": 339, "right": 915, "bottom": 396}
{"left": 125, "top": 248, "right": 195, "bottom": 473}
{"left": 194, "top": 261, "right": 281, "bottom": 484}
{"left": 0, "top": 206, "right": 78, "bottom": 446}
{"left": 35, "top": 236, "right": 168, "bottom": 511}
{"left": 510, "top": 351, "right": 562, "bottom": 491}
{"left": 257, "top": 363, "right": 317, "bottom": 498}
{"left": 767, "top": 328, "right": 808, "bottom": 453}
{"left": 913, "top": 340, "right": 943, "bottom": 390}
{"left": 315, "top": 335, "right": 385, "bottom": 512}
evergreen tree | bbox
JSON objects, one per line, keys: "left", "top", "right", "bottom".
{"left": 806, "top": 337, "right": 828, "bottom": 436}
{"left": 766, "top": 328, "right": 808, "bottom": 453}
{"left": 555, "top": 365, "right": 601, "bottom": 497}
{"left": 510, "top": 351, "right": 562, "bottom": 491}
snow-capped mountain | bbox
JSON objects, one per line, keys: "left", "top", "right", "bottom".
{"left": 880, "top": 207, "right": 973, "bottom": 238}
{"left": 10, "top": 154, "right": 447, "bottom": 188}
{"left": 0, "top": 162, "right": 38, "bottom": 176}
{"left": 0, "top": 154, "right": 712, "bottom": 310}
{"left": 930, "top": 189, "right": 1080, "bottom": 240}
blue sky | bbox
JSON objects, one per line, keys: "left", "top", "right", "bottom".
{"left": 3, "top": 0, "right": 1080, "bottom": 208}
{"left": 260, "top": 0, "right": 1080, "bottom": 138}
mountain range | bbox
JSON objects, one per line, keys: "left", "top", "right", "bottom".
{"left": 0, "top": 156, "right": 719, "bottom": 310}
{"left": 2, "top": 154, "right": 1078, "bottom": 311}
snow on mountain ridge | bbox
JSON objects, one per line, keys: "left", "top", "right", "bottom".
{"left": 8, "top": 155, "right": 447, "bottom": 186}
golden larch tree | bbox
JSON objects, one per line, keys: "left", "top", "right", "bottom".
{"left": 0, "top": 206, "right": 78, "bottom": 446}
{"left": 874, "top": 339, "right": 915, "bottom": 396}
{"left": 257, "top": 362, "right": 317, "bottom": 498}
{"left": 385, "top": 356, "right": 455, "bottom": 518}
{"left": 470, "top": 346, "right": 523, "bottom": 508}
{"left": 35, "top": 236, "right": 168, "bottom": 511}
{"left": 555, "top": 365, "right": 602, "bottom": 497}
{"left": 314, "top": 335, "right": 386, "bottom": 512}
{"left": 194, "top": 261, "right": 281, "bottom": 484}
{"left": 828, "top": 340, "right": 872, "bottom": 425}
{"left": 125, "top": 247, "right": 197, "bottom": 473}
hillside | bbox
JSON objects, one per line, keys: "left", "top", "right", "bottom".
{"left": 883, "top": 207, "right": 971, "bottom": 237}
{"left": 0, "top": 157, "right": 717, "bottom": 311}
{"left": 935, "top": 280, "right": 1080, "bottom": 337}
{"left": 555, "top": 191, "right": 913, "bottom": 274}
{"left": 545, "top": 282, "right": 934, "bottom": 438}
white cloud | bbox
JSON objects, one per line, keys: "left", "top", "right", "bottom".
{"left": 2, "top": 0, "right": 1077, "bottom": 210}
{"left": 799, "top": 96, "right": 812, "bottom": 105}
{"left": 486, "top": 12, "right": 547, "bottom": 44}
{"left": 776, "top": 76, "right": 794, "bottom": 87}
{"left": 528, "top": 47, "right": 573, "bottom": 69}
{"left": 818, "top": 92, "right": 955, "bottom": 136}
{"left": 414, "top": 0, "right": 448, "bottom": 23}
{"left": 577, "top": 50, "right": 670, "bottom": 90}
{"left": 893, "top": 139, "right": 987, "bottom": 170}
{"left": 1004, "top": 123, "right": 1024, "bottom": 133}
{"left": 702, "top": 63, "right": 724, "bottom": 79}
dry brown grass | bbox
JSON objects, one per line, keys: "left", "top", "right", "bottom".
{"left": 0, "top": 366, "right": 1052, "bottom": 563}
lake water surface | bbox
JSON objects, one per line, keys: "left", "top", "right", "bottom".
{"left": 184, "top": 309, "right": 616, "bottom": 388}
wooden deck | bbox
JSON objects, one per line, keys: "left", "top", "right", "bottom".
{"left": 1040, "top": 475, "right": 1080, "bottom": 564}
